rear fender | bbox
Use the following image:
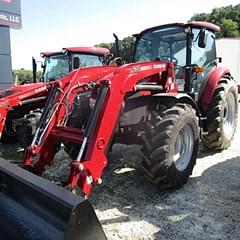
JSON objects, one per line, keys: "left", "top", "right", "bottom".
{"left": 153, "top": 92, "right": 201, "bottom": 123}
{"left": 199, "top": 67, "right": 231, "bottom": 109}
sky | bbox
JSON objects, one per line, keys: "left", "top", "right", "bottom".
{"left": 10, "top": 0, "right": 240, "bottom": 69}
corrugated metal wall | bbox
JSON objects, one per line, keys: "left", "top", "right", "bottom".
{"left": 216, "top": 38, "right": 240, "bottom": 83}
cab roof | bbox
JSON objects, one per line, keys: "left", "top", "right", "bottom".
{"left": 63, "top": 47, "right": 110, "bottom": 55}
{"left": 135, "top": 21, "right": 220, "bottom": 37}
{"left": 41, "top": 47, "right": 109, "bottom": 57}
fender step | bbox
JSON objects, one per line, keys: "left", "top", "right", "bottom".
{"left": 0, "top": 159, "right": 107, "bottom": 240}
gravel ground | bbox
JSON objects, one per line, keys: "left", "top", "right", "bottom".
{"left": 0, "top": 111, "right": 239, "bottom": 240}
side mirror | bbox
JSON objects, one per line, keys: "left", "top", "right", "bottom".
{"left": 217, "top": 57, "right": 222, "bottom": 63}
{"left": 41, "top": 62, "right": 45, "bottom": 69}
{"left": 73, "top": 57, "right": 80, "bottom": 69}
{"left": 198, "top": 29, "right": 208, "bottom": 48}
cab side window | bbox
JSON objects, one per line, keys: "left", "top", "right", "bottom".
{"left": 191, "top": 28, "right": 216, "bottom": 68}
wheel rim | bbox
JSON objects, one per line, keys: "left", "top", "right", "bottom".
{"left": 173, "top": 124, "right": 194, "bottom": 171}
{"left": 223, "top": 92, "right": 236, "bottom": 139}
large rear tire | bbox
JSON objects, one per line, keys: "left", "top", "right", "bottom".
{"left": 141, "top": 103, "right": 199, "bottom": 190}
{"left": 202, "top": 77, "right": 238, "bottom": 150}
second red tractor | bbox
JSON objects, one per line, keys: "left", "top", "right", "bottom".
{"left": 0, "top": 47, "right": 109, "bottom": 146}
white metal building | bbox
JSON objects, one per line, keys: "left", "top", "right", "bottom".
{"left": 216, "top": 38, "right": 240, "bottom": 84}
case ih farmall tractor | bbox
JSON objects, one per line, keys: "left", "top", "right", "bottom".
{"left": 0, "top": 22, "right": 238, "bottom": 239}
{"left": 23, "top": 21, "right": 238, "bottom": 196}
{"left": 0, "top": 47, "right": 109, "bottom": 145}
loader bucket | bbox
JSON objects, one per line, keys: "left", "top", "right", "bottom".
{"left": 0, "top": 159, "right": 106, "bottom": 240}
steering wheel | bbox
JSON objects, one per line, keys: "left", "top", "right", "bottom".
{"left": 159, "top": 55, "right": 178, "bottom": 65}
{"left": 109, "top": 57, "right": 124, "bottom": 66}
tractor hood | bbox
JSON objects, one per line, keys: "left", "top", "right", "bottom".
{"left": 0, "top": 61, "right": 172, "bottom": 108}
{"left": 65, "top": 61, "right": 171, "bottom": 79}
{"left": 0, "top": 83, "right": 48, "bottom": 100}
{"left": 54, "top": 61, "right": 173, "bottom": 95}
{"left": 53, "top": 65, "right": 119, "bottom": 89}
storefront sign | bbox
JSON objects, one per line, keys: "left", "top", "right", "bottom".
{"left": 0, "top": 0, "right": 21, "bottom": 29}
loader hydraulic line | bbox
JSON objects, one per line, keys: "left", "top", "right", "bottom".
{"left": 30, "top": 85, "right": 59, "bottom": 147}
{"left": 83, "top": 82, "right": 109, "bottom": 139}
{"left": 20, "top": 96, "right": 47, "bottom": 105}
{"left": 76, "top": 82, "right": 109, "bottom": 162}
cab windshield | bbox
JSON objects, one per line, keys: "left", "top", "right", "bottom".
{"left": 134, "top": 25, "right": 217, "bottom": 93}
{"left": 72, "top": 53, "right": 104, "bottom": 68}
{"left": 134, "top": 26, "right": 187, "bottom": 67}
{"left": 43, "top": 54, "right": 69, "bottom": 82}
{"left": 43, "top": 53, "right": 105, "bottom": 82}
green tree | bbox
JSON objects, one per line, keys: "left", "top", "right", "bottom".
{"left": 14, "top": 69, "right": 32, "bottom": 84}
{"left": 220, "top": 18, "right": 240, "bottom": 38}
{"left": 120, "top": 36, "right": 135, "bottom": 63}
{"left": 190, "top": 4, "right": 240, "bottom": 38}
{"left": 13, "top": 69, "right": 42, "bottom": 85}
{"left": 95, "top": 36, "right": 134, "bottom": 63}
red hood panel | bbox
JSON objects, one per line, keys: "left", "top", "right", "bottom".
{"left": 0, "top": 82, "right": 47, "bottom": 100}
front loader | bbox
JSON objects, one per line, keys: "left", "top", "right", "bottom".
{"left": 0, "top": 21, "right": 238, "bottom": 239}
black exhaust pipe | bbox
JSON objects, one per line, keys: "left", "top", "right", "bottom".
{"left": 113, "top": 33, "right": 120, "bottom": 58}
{"left": 32, "top": 57, "right": 37, "bottom": 83}
{"left": 0, "top": 159, "right": 107, "bottom": 240}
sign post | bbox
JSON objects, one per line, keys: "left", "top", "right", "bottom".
{"left": 0, "top": 0, "right": 21, "bottom": 90}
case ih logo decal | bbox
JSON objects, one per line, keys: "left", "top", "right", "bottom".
{"left": 131, "top": 63, "right": 167, "bottom": 74}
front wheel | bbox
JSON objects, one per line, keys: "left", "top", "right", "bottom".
{"left": 141, "top": 103, "right": 200, "bottom": 190}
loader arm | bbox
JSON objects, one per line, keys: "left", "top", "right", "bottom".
{"left": 69, "top": 62, "right": 176, "bottom": 195}
{"left": 24, "top": 66, "right": 117, "bottom": 167}
{"left": 23, "top": 62, "right": 176, "bottom": 196}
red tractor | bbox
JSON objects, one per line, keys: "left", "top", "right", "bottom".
{"left": 23, "top": 21, "right": 238, "bottom": 197}
{"left": 0, "top": 47, "right": 109, "bottom": 145}
{"left": 0, "top": 21, "right": 238, "bottom": 239}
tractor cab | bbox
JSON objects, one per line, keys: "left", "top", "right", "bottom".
{"left": 36, "top": 47, "right": 109, "bottom": 82}
{"left": 134, "top": 22, "right": 220, "bottom": 98}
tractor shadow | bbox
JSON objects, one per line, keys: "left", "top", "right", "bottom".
{"left": 89, "top": 144, "right": 240, "bottom": 240}
{"left": 197, "top": 143, "right": 216, "bottom": 158}
{"left": 152, "top": 155, "right": 240, "bottom": 240}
